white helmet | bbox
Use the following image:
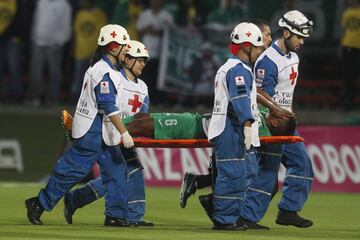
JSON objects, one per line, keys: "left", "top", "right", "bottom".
{"left": 230, "top": 22, "right": 263, "bottom": 47}
{"left": 97, "top": 24, "right": 130, "bottom": 46}
{"left": 126, "top": 40, "right": 150, "bottom": 58}
{"left": 278, "top": 10, "right": 313, "bottom": 37}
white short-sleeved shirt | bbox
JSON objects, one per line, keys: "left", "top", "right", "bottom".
{"left": 136, "top": 9, "right": 173, "bottom": 58}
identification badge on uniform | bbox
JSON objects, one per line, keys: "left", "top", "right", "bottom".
{"left": 100, "top": 81, "right": 110, "bottom": 94}
{"left": 235, "top": 76, "right": 245, "bottom": 86}
{"left": 257, "top": 68, "right": 265, "bottom": 79}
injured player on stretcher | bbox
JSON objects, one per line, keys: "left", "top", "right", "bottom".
{"left": 61, "top": 107, "right": 296, "bottom": 141}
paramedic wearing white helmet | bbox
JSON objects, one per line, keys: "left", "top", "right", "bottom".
{"left": 207, "top": 22, "right": 263, "bottom": 230}
{"left": 117, "top": 40, "right": 153, "bottom": 226}
{"left": 25, "top": 24, "right": 134, "bottom": 227}
{"left": 63, "top": 40, "right": 154, "bottom": 227}
{"left": 240, "top": 10, "right": 315, "bottom": 228}
{"left": 88, "top": 40, "right": 153, "bottom": 226}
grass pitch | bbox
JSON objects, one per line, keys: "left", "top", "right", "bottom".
{"left": 0, "top": 183, "right": 359, "bottom": 240}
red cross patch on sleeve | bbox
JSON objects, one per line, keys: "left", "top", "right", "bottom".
{"left": 235, "top": 76, "right": 245, "bottom": 86}
{"left": 257, "top": 68, "right": 265, "bottom": 79}
{"left": 100, "top": 81, "right": 110, "bottom": 94}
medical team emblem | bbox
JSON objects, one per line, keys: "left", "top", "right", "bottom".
{"left": 257, "top": 68, "right": 265, "bottom": 78}
{"left": 235, "top": 76, "right": 245, "bottom": 86}
{"left": 100, "top": 81, "right": 110, "bottom": 93}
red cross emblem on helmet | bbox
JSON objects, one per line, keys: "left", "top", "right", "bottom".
{"left": 110, "top": 31, "right": 117, "bottom": 38}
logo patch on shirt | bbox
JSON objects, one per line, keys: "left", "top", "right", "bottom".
{"left": 257, "top": 68, "right": 265, "bottom": 79}
{"left": 235, "top": 76, "right": 245, "bottom": 86}
{"left": 100, "top": 81, "right": 110, "bottom": 94}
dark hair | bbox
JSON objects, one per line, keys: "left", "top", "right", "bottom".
{"left": 273, "top": 28, "right": 284, "bottom": 39}
{"left": 269, "top": 116, "right": 297, "bottom": 136}
{"left": 90, "top": 46, "right": 107, "bottom": 67}
{"left": 251, "top": 18, "right": 270, "bottom": 31}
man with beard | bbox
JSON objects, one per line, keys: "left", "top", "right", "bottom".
{"left": 238, "top": 10, "right": 314, "bottom": 229}
{"left": 178, "top": 18, "right": 288, "bottom": 214}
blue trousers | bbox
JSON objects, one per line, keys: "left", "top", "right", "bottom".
{"left": 241, "top": 143, "right": 283, "bottom": 222}
{"left": 241, "top": 130, "right": 314, "bottom": 222}
{"left": 98, "top": 146, "right": 128, "bottom": 218}
{"left": 279, "top": 130, "right": 314, "bottom": 212}
{"left": 127, "top": 159, "right": 145, "bottom": 223}
{"left": 211, "top": 118, "right": 252, "bottom": 225}
{"left": 38, "top": 139, "right": 128, "bottom": 219}
{"left": 68, "top": 147, "right": 146, "bottom": 223}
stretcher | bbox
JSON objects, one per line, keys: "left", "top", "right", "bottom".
{"left": 130, "top": 136, "right": 304, "bottom": 148}
{"left": 62, "top": 109, "right": 303, "bottom": 148}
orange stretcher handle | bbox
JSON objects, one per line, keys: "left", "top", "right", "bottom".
{"left": 260, "top": 136, "right": 304, "bottom": 144}
{"left": 130, "top": 136, "right": 304, "bottom": 148}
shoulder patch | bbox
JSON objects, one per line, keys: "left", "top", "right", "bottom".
{"left": 257, "top": 68, "right": 265, "bottom": 79}
{"left": 100, "top": 81, "right": 110, "bottom": 94}
{"left": 235, "top": 76, "right": 245, "bottom": 86}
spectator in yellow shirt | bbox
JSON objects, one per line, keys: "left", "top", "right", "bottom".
{"left": 340, "top": 0, "right": 360, "bottom": 109}
{"left": 0, "top": 0, "right": 25, "bottom": 102}
{"left": 71, "top": 0, "right": 107, "bottom": 101}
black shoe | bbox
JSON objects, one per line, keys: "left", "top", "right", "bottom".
{"left": 64, "top": 192, "right": 76, "bottom": 224}
{"left": 199, "top": 194, "right": 214, "bottom": 222}
{"left": 237, "top": 216, "right": 270, "bottom": 230}
{"left": 25, "top": 197, "right": 44, "bottom": 225}
{"left": 179, "top": 172, "right": 197, "bottom": 208}
{"left": 104, "top": 216, "right": 130, "bottom": 227}
{"left": 129, "top": 221, "right": 154, "bottom": 227}
{"left": 276, "top": 209, "right": 313, "bottom": 228}
{"left": 212, "top": 222, "right": 248, "bottom": 231}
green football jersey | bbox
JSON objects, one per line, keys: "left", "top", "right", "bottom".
{"left": 258, "top": 105, "right": 272, "bottom": 137}
{"left": 151, "top": 112, "right": 205, "bottom": 139}
{"left": 122, "top": 115, "right": 134, "bottom": 126}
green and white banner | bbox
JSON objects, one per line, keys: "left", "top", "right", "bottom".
{"left": 158, "top": 0, "right": 344, "bottom": 93}
{"left": 158, "top": 26, "right": 229, "bottom": 94}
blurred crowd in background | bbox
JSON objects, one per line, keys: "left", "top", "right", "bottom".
{"left": 0, "top": 0, "right": 359, "bottom": 110}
